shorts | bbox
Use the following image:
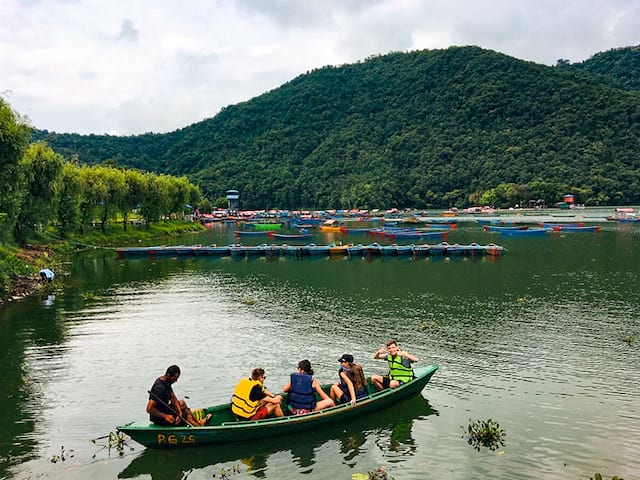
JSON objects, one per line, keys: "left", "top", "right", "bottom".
{"left": 382, "top": 376, "right": 405, "bottom": 389}
{"left": 289, "top": 407, "right": 312, "bottom": 415}
{"left": 250, "top": 405, "right": 270, "bottom": 420}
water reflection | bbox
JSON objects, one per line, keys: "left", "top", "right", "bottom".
{"left": 118, "top": 395, "right": 436, "bottom": 480}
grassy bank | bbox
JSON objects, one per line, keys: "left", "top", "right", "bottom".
{"left": 0, "top": 220, "right": 205, "bottom": 306}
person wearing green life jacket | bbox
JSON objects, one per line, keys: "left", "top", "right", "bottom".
{"left": 371, "top": 339, "right": 418, "bottom": 390}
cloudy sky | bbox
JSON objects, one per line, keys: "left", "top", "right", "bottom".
{"left": 1, "top": 0, "right": 638, "bottom": 135}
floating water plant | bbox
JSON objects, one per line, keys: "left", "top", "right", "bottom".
{"left": 623, "top": 334, "right": 635, "bottom": 346}
{"left": 50, "top": 445, "right": 74, "bottom": 463}
{"left": 461, "top": 418, "right": 506, "bottom": 451}
{"left": 91, "top": 431, "right": 133, "bottom": 457}
{"left": 352, "top": 466, "right": 393, "bottom": 480}
{"left": 242, "top": 298, "right": 256, "bottom": 305}
{"left": 590, "top": 474, "right": 624, "bottom": 480}
{"left": 213, "top": 465, "right": 241, "bottom": 478}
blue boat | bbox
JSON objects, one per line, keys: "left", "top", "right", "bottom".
{"left": 347, "top": 244, "right": 364, "bottom": 256}
{"left": 395, "top": 244, "right": 415, "bottom": 255}
{"left": 499, "top": 228, "right": 551, "bottom": 237}
{"left": 379, "top": 244, "right": 397, "bottom": 255}
{"left": 304, "top": 243, "right": 331, "bottom": 255}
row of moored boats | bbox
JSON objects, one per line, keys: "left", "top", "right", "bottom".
{"left": 116, "top": 242, "right": 506, "bottom": 259}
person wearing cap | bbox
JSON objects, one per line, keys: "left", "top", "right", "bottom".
{"left": 231, "top": 368, "right": 284, "bottom": 420}
{"left": 371, "top": 339, "right": 418, "bottom": 390}
{"left": 282, "top": 359, "right": 335, "bottom": 415}
{"left": 330, "top": 354, "right": 368, "bottom": 405}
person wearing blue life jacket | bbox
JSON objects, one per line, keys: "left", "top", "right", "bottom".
{"left": 371, "top": 339, "right": 418, "bottom": 390}
{"left": 282, "top": 359, "right": 334, "bottom": 415}
{"left": 329, "top": 354, "right": 368, "bottom": 405}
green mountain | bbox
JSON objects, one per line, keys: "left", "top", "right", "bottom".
{"left": 33, "top": 46, "right": 640, "bottom": 209}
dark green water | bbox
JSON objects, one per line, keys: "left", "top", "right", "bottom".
{"left": 1, "top": 218, "right": 639, "bottom": 479}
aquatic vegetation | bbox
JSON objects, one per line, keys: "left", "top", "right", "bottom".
{"left": 49, "top": 445, "right": 74, "bottom": 463}
{"left": 590, "top": 474, "right": 624, "bottom": 480}
{"left": 213, "top": 465, "right": 241, "bottom": 478}
{"left": 82, "top": 291, "right": 101, "bottom": 301}
{"left": 418, "top": 320, "right": 437, "bottom": 331}
{"left": 242, "top": 298, "right": 256, "bottom": 305}
{"left": 623, "top": 334, "right": 635, "bottom": 345}
{"left": 352, "top": 466, "right": 394, "bottom": 480}
{"left": 91, "top": 431, "right": 133, "bottom": 457}
{"left": 461, "top": 418, "right": 506, "bottom": 451}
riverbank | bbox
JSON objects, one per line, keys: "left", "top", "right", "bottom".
{"left": 0, "top": 220, "right": 205, "bottom": 307}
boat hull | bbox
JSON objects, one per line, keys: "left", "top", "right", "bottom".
{"left": 118, "top": 365, "right": 438, "bottom": 448}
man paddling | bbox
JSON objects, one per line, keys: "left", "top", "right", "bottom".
{"left": 146, "top": 365, "right": 211, "bottom": 426}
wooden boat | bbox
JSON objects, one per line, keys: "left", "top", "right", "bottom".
{"left": 117, "top": 365, "right": 438, "bottom": 448}
{"left": 234, "top": 230, "right": 270, "bottom": 237}
{"left": 379, "top": 244, "right": 398, "bottom": 255}
{"left": 253, "top": 223, "right": 283, "bottom": 231}
{"left": 484, "top": 243, "right": 506, "bottom": 256}
{"left": 328, "top": 243, "right": 353, "bottom": 255}
{"left": 303, "top": 243, "right": 331, "bottom": 255}
{"left": 550, "top": 225, "right": 601, "bottom": 233}
{"left": 395, "top": 244, "right": 415, "bottom": 255}
{"left": 347, "top": 244, "right": 364, "bottom": 256}
{"left": 498, "top": 227, "right": 551, "bottom": 237}
{"left": 483, "top": 225, "right": 528, "bottom": 232}
{"left": 269, "top": 233, "right": 314, "bottom": 240}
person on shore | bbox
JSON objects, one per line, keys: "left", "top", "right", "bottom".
{"left": 146, "top": 365, "right": 211, "bottom": 426}
{"left": 330, "top": 354, "right": 368, "bottom": 405}
{"left": 39, "top": 268, "right": 54, "bottom": 283}
{"left": 231, "top": 368, "right": 284, "bottom": 420}
{"left": 371, "top": 339, "right": 418, "bottom": 390}
{"left": 282, "top": 359, "right": 335, "bottom": 415}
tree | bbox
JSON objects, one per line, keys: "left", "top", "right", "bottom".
{"left": 0, "top": 97, "right": 31, "bottom": 242}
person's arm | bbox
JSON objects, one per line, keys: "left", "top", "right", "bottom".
{"left": 399, "top": 350, "right": 418, "bottom": 362}
{"left": 282, "top": 381, "right": 291, "bottom": 393}
{"left": 170, "top": 391, "right": 182, "bottom": 417}
{"left": 312, "top": 379, "right": 330, "bottom": 400}
{"left": 340, "top": 371, "right": 357, "bottom": 406}
{"left": 373, "top": 346, "right": 387, "bottom": 359}
{"left": 146, "top": 399, "right": 174, "bottom": 423}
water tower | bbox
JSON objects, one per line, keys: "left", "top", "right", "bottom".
{"left": 226, "top": 189, "right": 240, "bottom": 216}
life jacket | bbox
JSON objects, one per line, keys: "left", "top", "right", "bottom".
{"left": 231, "top": 378, "right": 263, "bottom": 419}
{"left": 287, "top": 373, "right": 316, "bottom": 410}
{"left": 338, "top": 366, "right": 368, "bottom": 400}
{"left": 387, "top": 354, "right": 414, "bottom": 383}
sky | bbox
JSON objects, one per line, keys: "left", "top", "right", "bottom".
{"left": 1, "top": 0, "right": 639, "bottom": 136}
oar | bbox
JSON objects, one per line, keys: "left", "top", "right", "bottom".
{"left": 148, "top": 390, "right": 192, "bottom": 428}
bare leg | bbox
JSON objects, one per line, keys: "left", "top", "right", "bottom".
{"left": 371, "top": 375, "right": 384, "bottom": 390}
{"left": 314, "top": 397, "right": 335, "bottom": 411}
{"left": 330, "top": 384, "right": 344, "bottom": 402}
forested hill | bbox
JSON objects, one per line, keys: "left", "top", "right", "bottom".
{"left": 33, "top": 46, "right": 640, "bottom": 209}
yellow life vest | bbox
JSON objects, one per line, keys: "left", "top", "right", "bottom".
{"left": 231, "top": 378, "right": 263, "bottom": 418}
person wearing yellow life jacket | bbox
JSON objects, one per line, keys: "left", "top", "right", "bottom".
{"left": 371, "top": 339, "right": 418, "bottom": 390}
{"left": 231, "top": 368, "right": 284, "bottom": 420}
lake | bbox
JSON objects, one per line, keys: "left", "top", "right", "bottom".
{"left": 1, "top": 212, "right": 639, "bottom": 479}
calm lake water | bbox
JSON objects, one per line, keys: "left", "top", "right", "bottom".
{"left": 1, "top": 212, "right": 639, "bottom": 480}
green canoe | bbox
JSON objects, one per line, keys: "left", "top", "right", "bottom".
{"left": 117, "top": 364, "right": 438, "bottom": 448}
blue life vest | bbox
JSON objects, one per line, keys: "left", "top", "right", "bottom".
{"left": 287, "top": 373, "right": 316, "bottom": 410}
{"left": 338, "top": 366, "right": 367, "bottom": 400}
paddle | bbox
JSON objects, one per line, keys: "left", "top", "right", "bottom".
{"left": 147, "top": 390, "right": 192, "bottom": 428}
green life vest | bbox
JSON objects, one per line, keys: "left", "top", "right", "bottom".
{"left": 387, "top": 354, "right": 414, "bottom": 383}
{"left": 231, "top": 378, "right": 263, "bottom": 418}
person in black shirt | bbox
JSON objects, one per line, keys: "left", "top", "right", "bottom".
{"left": 146, "top": 365, "right": 211, "bottom": 426}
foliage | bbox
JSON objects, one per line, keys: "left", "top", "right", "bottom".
{"left": 49, "top": 445, "right": 74, "bottom": 463}
{"left": 32, "top": 45, "right": 640, "bottom": 209}
{"left": 461, "top": 418, "right": 506, "bottom": 451}
{"left": 623, "top": 334, "right": 635, "bottom": 345}
{"left": 91, "top": 431, "right": 133, "bottom": 457}
{"left": 590, "top": 474, "right": 624, "bottom": 480}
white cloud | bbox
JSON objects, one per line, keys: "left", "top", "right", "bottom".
{"left": 1, "top": 0, "right": 638, "bottom": 135}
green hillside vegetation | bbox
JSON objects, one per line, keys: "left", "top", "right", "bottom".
{"left": 33, "top": 45, "right": 640, "bottom": 209}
